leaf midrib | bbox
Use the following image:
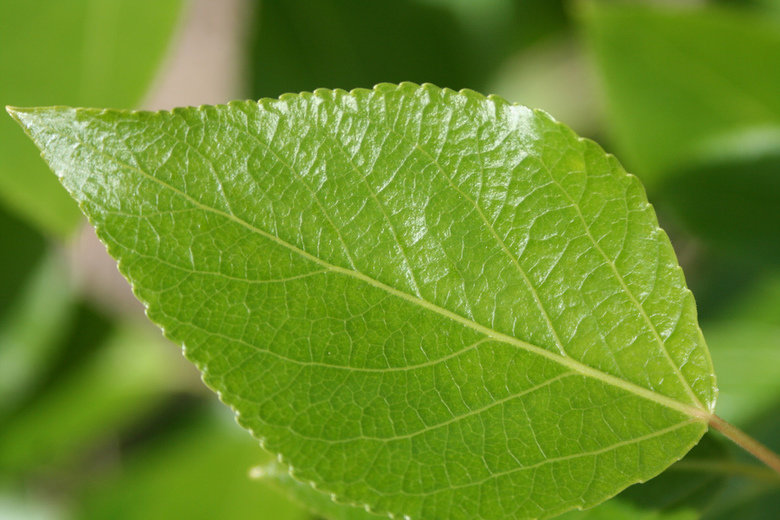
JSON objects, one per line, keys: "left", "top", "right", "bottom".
{"left": 50, "top": 120, "right": 711, "bottom": 423}
{"left": 533, "top": 156, "right": 704, "bottom": 409}
{"left": 388, "top": 108, "right": 702, "bottom": 410}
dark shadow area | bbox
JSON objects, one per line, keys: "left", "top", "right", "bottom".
{"left": 0, "top": 204, "right": 46, "bottom": 319}
{"left": 658, "top": 152, "right": 780, "bottom": 262}
{"left": 2, "top": 302, "right": 115, "bottom": 423}
{"left": 248, "top": 0, "right": 568, "bottom": 98}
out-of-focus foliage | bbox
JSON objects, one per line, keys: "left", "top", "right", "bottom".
{"left": 579, "top": 1, "right": 780, "bottom": 188}
{"left": 579, "top": 1, "right": 780, "bottom": 272}
{"left": 248, "top": 0, "right": 568, "bottom": 98}
{"left": 703, "top": 322, "right": 780, "bottom": 425}
{"left": 74, "top": 406, "right": 311, "bottom": 520}
{"left": 0, "top": 251, "right": 74, "bottom": 419}
{"left": 1, "top": 0, "right": 778, "bottom": 519}
{"left": 657, "top": 151, "right": 780, "bottom": 261}
{"left": 0, "top": 207, "right": 46, "bottom": 317}
{"left": 699, "top": 405, "right": 780, "bottom": 520}
{"left": 0, "top": 320, "right": 184, "bottom": 473}
{"left": 0, "top": 0, "right": 183, "bottom": 237}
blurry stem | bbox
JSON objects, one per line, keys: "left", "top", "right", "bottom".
{"left": 709, "top": 415, "right": 780, "bottom": 476}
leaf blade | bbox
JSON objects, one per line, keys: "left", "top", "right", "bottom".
{"left": 8, "top": 84, "right": 716, "bottom": 519}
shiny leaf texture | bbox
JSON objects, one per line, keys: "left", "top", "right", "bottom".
{"left": 9, "top": 83, "right": 716, "bottom": 519}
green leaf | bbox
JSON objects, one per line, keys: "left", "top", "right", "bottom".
{"left": 656, "top": 145, "right": 780, "bottom": 260}
{"left": 249, "top": 0, "right": 478, "bottom": 97}
{"left": 579, "top": 1, "right": 780, "bottom": 187}
{"left": 76, "top": 406, "right": 311, "bottom": 520}
{"left": 248, "top": 0, "right": 567, "bottom": 99}
{"left": 0, "top": 322, "right": 184, "bottom": 472}
{"left": 0, "top": 0, "right": 183, "bottom": 236}
{"left": 703, "top": 321, "right": 780, "bottom": 426}
{"left": 8, "top": 83, "right": 716, "bottom": 520}
{"left": 557, "top": 434, "right": 730, "bottom": 520}
{"left": 0, "top": 251, "right": 75, "bottom": 420}
{"left": 252, "top": 460, "right": 382, "bottom": 520}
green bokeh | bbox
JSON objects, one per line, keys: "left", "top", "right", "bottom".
{"left": 0, "top": 0, "right": 183, "bottom": 237}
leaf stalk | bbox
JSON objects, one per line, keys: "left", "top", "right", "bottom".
{"left": 709, "top": 414, "right": 780, "bottom": 475}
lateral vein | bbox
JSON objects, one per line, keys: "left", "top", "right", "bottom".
{"left": 53, "top": 123, "right": 710, "bottom": 423}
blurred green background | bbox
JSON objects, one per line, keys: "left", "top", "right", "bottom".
{"left": 1, "top": 0, "right": 778, "bottom": 519}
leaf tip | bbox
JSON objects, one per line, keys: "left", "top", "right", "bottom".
{"left": 5, "top": 105, "right": 47, "bottom": 137}
{"left": 5, "top": 105, "right": 28, "bottom": 124}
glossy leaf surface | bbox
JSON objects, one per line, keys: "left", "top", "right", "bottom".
{"left": 9, "top": 83, "right": 716, "bottom": 519}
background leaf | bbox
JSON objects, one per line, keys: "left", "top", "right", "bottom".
{"left": 248, "top": 0, "right": 569, "bottom": 99}
{"left": 0, "top": 0, "right": 183, "bottom": 236}
{"left": 578, "top": 1, "right": 780, "bottom": 188}
{"left": 0, "top": 206, "right": 47, "bottom": 317}
{"left": 0, "top": 252, "right": 75, "bottom": 420}
{"left": 74, "top": 405, "right": 311, "bottom": 520}
{"left": 10, "top": 83, "right": 716, "bottom": 519}
{"left": 700, "top": 405, "right": 780, "bottom": 520}
{"left": 0, "top": 321, "right": 184, "bottom": 473}
{"left": 655, "top": 147, "right": 780, "bottom": 261}
{"left": 702, "top": 322, "right": 780, "bottom": 427}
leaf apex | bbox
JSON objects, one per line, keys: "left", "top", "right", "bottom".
{"left": 6, "top": 105, "right": 77, "bottom": 133}
{"left": 6, "top": 105, "right": 34, "bottom": 128}
{"left": 6, "top": 106, "right": 56, "bottom": 152}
